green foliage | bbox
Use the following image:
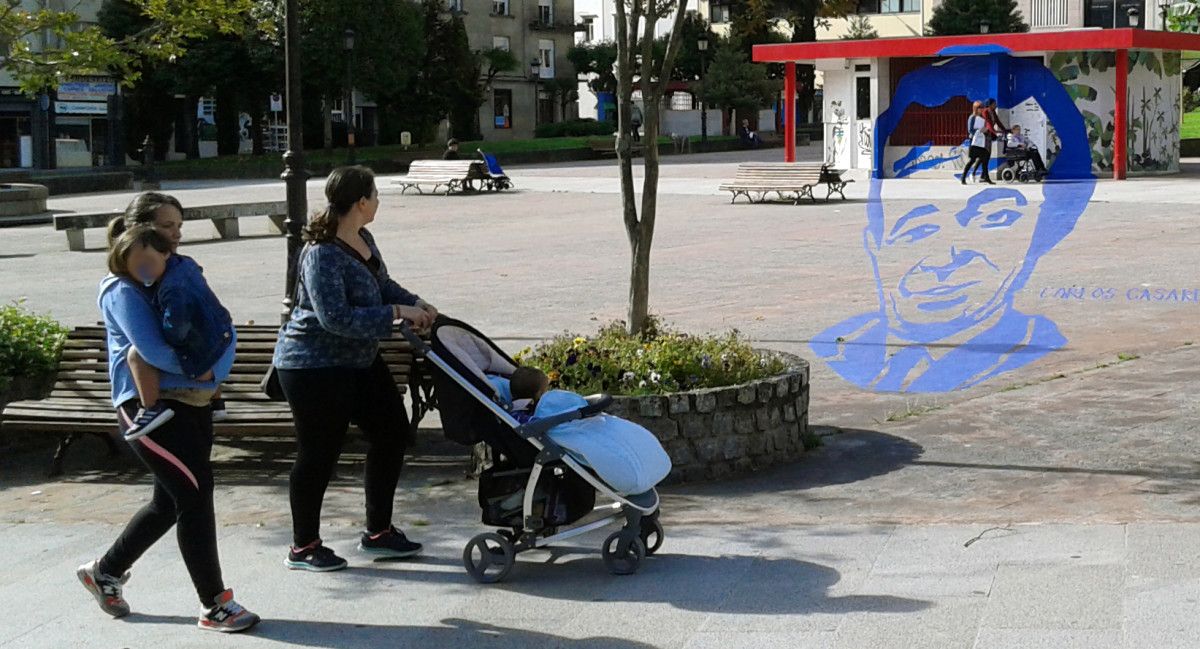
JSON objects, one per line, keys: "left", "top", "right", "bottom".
{"left": 1185, "top": 88, "right": 1200, "bottom": 114}
{"left": 0, "top": 302, "right": 68, "bottom": 388}
{"left": 697, "top": 39, "right": 780, "bottom": 114}
{"left": 535, "top": 118, "right": 616, "bottom": 138}
{"left": 664, "top": 12, "right": 715, "bottom": 81}
{"left": 569, "top": 41, "right": 618, "bottom": 95}
{"left": 926, "top": 0, "right": 1028, "bottom": 35}
{"left": 3, "top": 0, "right": 255, "bottom": 94}
{"left": 1168, "top": 0, "right": 1200, "bottom": 32}
{"left": 514, "top": 317, "right": 790, "bottom": 397}
{"left": 842, "top": 15, "right": 879, "bottom": 39}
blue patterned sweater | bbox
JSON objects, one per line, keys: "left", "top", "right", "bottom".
{"left": 273, "top": 229, "right": 420, "bottom": 370}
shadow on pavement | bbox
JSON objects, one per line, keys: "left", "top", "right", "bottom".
{"left": 351, "top": 552, "right": 930, "bottom": 617}
{"left": 121, "top": 615, "right": 661, "bottom": 648}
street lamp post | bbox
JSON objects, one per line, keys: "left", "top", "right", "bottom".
{"left": 698, "top": 34, "right": 709, "bottom": 145}
{"left": 344, "top": 29, "right": 356, "bottom": 165}
{"left": 979, "top": 19, "right": 991, "bottom": 33}
{"left": 281, "top": 0, "right": 308, "bottom": 321}
{"left": 1128, "top": 7, "right": 1141, "bottom": 27}
{"left": 1160, "top": 0, "right": 1172, "bottom": 30}
{"left": 530, "top": 58, "right": 542, "bottom": 126}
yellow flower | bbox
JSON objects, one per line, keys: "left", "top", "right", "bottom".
{"left": 548, "top": 370, "right": 561, "bottom": 382}
{"left": 572, "top": 337, "right": 587, "bottom": 349}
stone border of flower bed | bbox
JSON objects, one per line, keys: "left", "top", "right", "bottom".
{"left": 602, "top": 351, "right": 812, "bottom": 484}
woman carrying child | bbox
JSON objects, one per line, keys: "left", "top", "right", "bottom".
{"left": 77, "top": 194, "right": 258, "bottom": 633}
{"left": 274, "top": 166, "right": 439, "bottom": 572}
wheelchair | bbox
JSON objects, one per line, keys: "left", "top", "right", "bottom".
{"left": 997, "top": 138, "right": 1043, "bottom": 183}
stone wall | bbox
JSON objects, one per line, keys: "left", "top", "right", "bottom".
{"left": 603, "top": 353, "right": 812, "bottom": 484}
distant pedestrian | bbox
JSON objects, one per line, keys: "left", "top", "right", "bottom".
{"left": 961, "top": 101, "right": 994, "bottom": 184}
{"left": 442, "top": 138, "right": 460, "bottom": 160}
{"left": 630, "top": 105, "right": 643, "bottom": 143}
{"left": 738, "top": 119, "right": 762, "bottom": 149}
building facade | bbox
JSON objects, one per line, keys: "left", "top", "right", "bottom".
{"left": 1, "top": 0, "right": 123, "bottom": 170}
{"left": 457, "top": 0, "right": 579, "bottom": 140}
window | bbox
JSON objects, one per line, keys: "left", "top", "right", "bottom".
{"left": 582, "top": 15, "right": 595, "bottom": 41}
{"left": 1084, "top": 0, "right": 1142, "bottom": 27}
{"left": 856, "top": 0, "right": 916, "bottom": 13}
{"left": 539, "top": 39, "right": 554, "bottom": 78}
{"left": 493, "top": 36, "right": 510, "bottom": 51}
{"left": 492, "top": 0, "right": 508, "bottom": 15}
{"left": 538, "top": 0, "right": 553, "bottom": 24}
{"left": 1031, "top": 0, "right": 1068, "bottom": 26}
{"left": 494, "top": 89, "right": 513, "bottom": 129}
{"left": 447, "top": 0, "right": 463, "bottom": 11}
{"left": 855, "top": 77, "right": 871, "bottom": 120}
{"left": 710, "top": 2, "right": 731, "bottom": 23}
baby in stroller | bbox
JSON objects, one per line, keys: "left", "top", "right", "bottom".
{"left": 409, "top": 318, "right": 670, "bottom": 583}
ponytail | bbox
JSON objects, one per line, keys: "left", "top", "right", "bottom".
{"left": 303, "top": 165, "right": 376, "bottom": 243}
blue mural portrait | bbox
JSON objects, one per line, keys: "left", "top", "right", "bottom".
{"left": 810, "top": 55, "right": 1097, "bottom": 392}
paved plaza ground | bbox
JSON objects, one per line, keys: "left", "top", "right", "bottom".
{"left": 3, "top": 147, "right": 1200, "bottom": 647}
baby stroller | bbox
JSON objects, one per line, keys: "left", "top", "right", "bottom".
{"left": 400, "top": 317, "right": 663, "bottom": 584}
{"left": 998, "top": 135, "right": 1042, "bottom": 183}
{"left": 476, "top": 149, "right": 513, "bottom": 192}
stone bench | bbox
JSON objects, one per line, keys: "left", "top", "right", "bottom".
{"left": 54, "top": 201, "right": 288, "bottom": 251}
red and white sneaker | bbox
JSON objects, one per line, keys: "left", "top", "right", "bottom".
{"left": 76, "top": 560, "right": 131, "bottom": 618}
{"left": 198, "top": 589, "right": 260, "bottom": 633}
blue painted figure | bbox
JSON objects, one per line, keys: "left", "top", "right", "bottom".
{"left": 811, "top": 55, "right": 1096, "bottom": 392}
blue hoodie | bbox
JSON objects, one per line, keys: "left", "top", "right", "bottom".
{"left": 98, "top": 274, "right": 236, "bottom": 408}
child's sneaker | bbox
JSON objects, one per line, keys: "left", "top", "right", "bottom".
{"left": 76, "top": 560, "right": 131, "bottom": 618}
{"left": 284, "top": 541, "right": 348, "bottom": 572}
{"left": 198, "top": 589, "right": 260, "bottom": 633}
{"left": 358, "top": 525, "right": 423, "bottom": 559}
{"left": 123, "top": 402, "right": 174, "bottom": 441}
{"left": 211, "top": 398, "right": 228, "bottom": 422}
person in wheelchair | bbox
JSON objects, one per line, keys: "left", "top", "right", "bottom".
{"left": 1004, "top": 125, "right": 1047, "bottom": 180}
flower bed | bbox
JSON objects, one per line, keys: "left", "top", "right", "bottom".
{"left": 516, "top": 320, "right": 814, "bottom": 483}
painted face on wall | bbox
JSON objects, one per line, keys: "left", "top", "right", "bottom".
{"left": 867, "top": 182, "right": 1041, "bottom": 342}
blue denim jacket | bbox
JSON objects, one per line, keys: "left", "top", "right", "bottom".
{"left": 156, "top": 255, "right": 235, "bottom": 379}
{"left": 273, "top": 228, "right": 420, "bottom": 370}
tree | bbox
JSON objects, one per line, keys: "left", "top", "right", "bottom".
{"left": 842, "top": 15, "right": 879, "bottom": 39}
{"left": 1168, "top": 0, "right": 1200, "bottom": 32}
{"left": 569, "top": 41, "right": 619, "bottom": 96}
{"left": 771, "top": 0, "right": 855, "bottom": 124}
{"left": 613, "top": 0, "right": 690, "bottom": 335}
{"left": 546, "top": 78, "right": 579, "bottom": 121}
{"left": 697, "top": 39, "right": 779, "bottom": 120}
{"left": 661, "top": 11, "right": 714, "bottom": 82}
{"left": 926, "top": 0, "right": 1029, "bottom": 35}
{"left": 4, "top": 0, "right": 256, "bottom": 95}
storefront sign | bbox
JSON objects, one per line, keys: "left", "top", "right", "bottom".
{"left": 58, "top": 78, "right": 116, "bottom": 102}
{"left": 55, "top": 101, "right": 108, "bottom": 115}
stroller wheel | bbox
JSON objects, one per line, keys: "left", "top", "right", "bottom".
{"left": 602, "top": 531, "right": 646, "bottom": 576}
{"left": 463, "top": 533, "right": 516, "bottom": 584}
{"left": 639, "top": 518, "right": 664, "bottom": 556}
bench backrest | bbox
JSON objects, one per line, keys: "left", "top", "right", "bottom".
{"left": 408, "top": 160, "right": 480, "bottom": 176}
{"left": 54, "top": 201, "right": 288, "bottom": 232}
{"left": 52, "top": 324, "right": 419, "bottom": 403}
{"left": 731, "top": 162, "right": 825, "bottom": 184}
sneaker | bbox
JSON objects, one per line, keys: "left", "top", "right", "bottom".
{"left": 76, "top": 560, "right": 131, "bottom": 618}
{"left": 284, "top": 541, "right": 348, "bottom": 572}
{"left": 358, "top": 526, "right": 423, "bottom": 559}
{"left": 198, "top": 589, "right": 260, "bottom": 633}
{"left": 211, "top": 398, "right": 228, "bottom": 423}
{"left": 123, "top": 402, "right": 174, "bottom": 441}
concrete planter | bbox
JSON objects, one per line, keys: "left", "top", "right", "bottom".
{"left": 603, "top": 352, "right": 813, "bottom": 484}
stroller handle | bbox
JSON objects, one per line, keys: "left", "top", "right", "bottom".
{"left": 397, "top": 322, "right": 430, "bottom": 353}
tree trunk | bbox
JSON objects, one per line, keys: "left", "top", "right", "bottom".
{"left": 791, "top": 16, "right": 818, "bottom": 125}
{"left": 186, "top": 94, "right": 201, "bottom": 160}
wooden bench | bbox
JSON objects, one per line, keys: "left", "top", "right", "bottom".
{"left": 394, "top": 160, "right": 486, "bottom": 195}
{"left": 719, "top": 162, "right": 853, "bottom": 204}
{"left": 54, "top": 201, "right": 288, "bottom": 252}
{"left": 0, "top": 324, "right": 433, "bottom": 476}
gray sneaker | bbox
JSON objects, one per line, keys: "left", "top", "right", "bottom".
{"left": 198, "top": 589, "right": 260, "bottom": 633}
{"left": 76, "top": 560, "right": 131, "bottom": 618}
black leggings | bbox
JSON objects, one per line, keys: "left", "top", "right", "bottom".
{"left": 963, "top": 145, "right": 991, "bottom": 181}
{"left": 99, "top": 400, "right": 224, "bottom": 607}
{"left": 278, "top": 355, "right": 410, "bottom": 547}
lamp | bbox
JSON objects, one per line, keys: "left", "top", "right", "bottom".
{"left": 529, "top": 58, "right": 542, "bottom": 78}
{"left": 343, "top": 28, "right": 356, "bottom": 163}
{"left": 698, "top": 34, "right": 710, "bottom": 143}
{"left": 979, "top": 19, "right": 991, "bottom": 33}
{"left": 697, "top": 35, "right": 709, "bottom": 52}
{"left": 1127, "top": 7, "right": 1141, "bottom": 28}
{"left": 343, "top": 28, "right": 355, "bottom": 51}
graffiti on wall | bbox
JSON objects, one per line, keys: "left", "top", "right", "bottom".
{"left": 811, "top": 55, "right": 1096, "bottom": 392}
{"left": 857, "top": 119, "right": 873, "bottom": 157}
{"left": 1127, "top": 51, "right": 1182, "bottom": 173}
{"left": 826, "top": 101, "right": 848, "bottom": 166}
{"left": 1049, "top": 51, "right": 1116, "bottom": 172}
